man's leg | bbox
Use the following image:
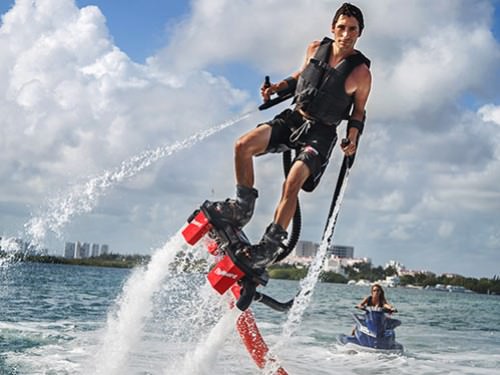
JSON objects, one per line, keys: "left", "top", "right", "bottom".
{"left": 234, "top": 125, "right": 272, "bottom": 188}
{"left": 244, "top": 161, "right": 311, "bottom": 268}
{"left": 206, "top": 125, "right": 272, "bottom": 228}
{"left": 273, "top": 161, "right": 311, "bottom": 230}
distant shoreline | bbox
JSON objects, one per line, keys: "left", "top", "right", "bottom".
{"left": 3, "top": 253, "right": 499, "bottom": 295}
{"left": 2, "top": 253, "right": 150, "bottom": 269}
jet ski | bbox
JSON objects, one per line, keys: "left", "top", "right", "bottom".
{"left": 337, "top": 306, "right": 404, "bottom": 354}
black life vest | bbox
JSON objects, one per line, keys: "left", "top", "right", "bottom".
{"left": 294, "top": 37, "right": 371, "bottom": 126}
{"left": 366, "top": 295, "right": 383, "bottom": 308}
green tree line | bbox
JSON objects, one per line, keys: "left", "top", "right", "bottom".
{"left": 1, "top": 251, "right": 150, "bottom": 269}
{"left": 269, "top": 261, "right": 500, "bottom": 295}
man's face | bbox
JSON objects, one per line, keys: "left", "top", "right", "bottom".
{"left": 332, "top": 15, "right": 360, "bottom": 50}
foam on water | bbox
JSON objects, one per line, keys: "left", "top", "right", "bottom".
{"left": 23, "top": 110, "right": 255, "bottom": 248}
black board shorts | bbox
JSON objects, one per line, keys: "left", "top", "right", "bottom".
{"left": 258, "top": 109, "right": 338, "bottom": 192}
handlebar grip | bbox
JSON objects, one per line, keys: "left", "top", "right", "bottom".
{"left": 264, "top": 75, "right": 271, "bottom": 88}
{"left": 258, "top": 75, "right": 294, "bottom": 111}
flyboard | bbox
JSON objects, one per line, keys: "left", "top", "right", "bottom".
{"left": 180, "top": 77, "right": 361, "bottom": 373}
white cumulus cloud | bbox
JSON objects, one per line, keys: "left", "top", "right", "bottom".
{"left": 0, "top": 0, "right": 499, "bottom": 277}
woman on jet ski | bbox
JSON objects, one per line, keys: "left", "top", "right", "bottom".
{"left": 356, "top": 284, "right": 396, "bottom": 312}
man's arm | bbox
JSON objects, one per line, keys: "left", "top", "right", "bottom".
{"left": 261, "top": 41, "right": 320, "bottom": 100}
{"left": 342, "top": 64, "right": 372, "bottom": 156}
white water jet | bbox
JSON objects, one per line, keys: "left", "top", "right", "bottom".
{"left": 93, "top": 232, "right": 189, "bottom": 375}
{"left": 263, "top": 166, "right": 352, "bottom": 375}
{"left": 24, "top": 111, "right": 255, "bottom": 248}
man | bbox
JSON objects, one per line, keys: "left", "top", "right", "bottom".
{"left": 207, "top": 3, "right": 372, "bottom": 268}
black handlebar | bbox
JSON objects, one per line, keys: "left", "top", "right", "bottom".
{"left": 258, "top": 76, "right": 295, "bottom": 111}
{"left": 355, "top": 305, "right": 398, "bottom": 314}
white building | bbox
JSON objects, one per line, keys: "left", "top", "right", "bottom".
{"left": 385, "top": 260, "right": 405, "bottom": 273}
{"left": 323, "top": 256, "right": 371, "bottom": 275}
{"left": 291, "top": 240, "right": 355, "bottom": 259}
{"left": 91, "top": 243, "right": 100, "bottom": 257}
{"left": 64, "top": 241, "right": 110, "bottom": 259}
{"left": 74, "top": 242, "right": 90, "bottom": 258}
{"left": 281, "top": 240, "right": 364, "bottom": 274}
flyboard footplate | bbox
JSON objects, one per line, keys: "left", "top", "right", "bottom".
{"left": 181, "top": 201, "right": 268, "bottom": 296}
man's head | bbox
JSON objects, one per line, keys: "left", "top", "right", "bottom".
{"left": 332, "top": 3, "right": 364, "bottom": 36}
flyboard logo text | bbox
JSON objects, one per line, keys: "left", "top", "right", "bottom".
{"left": 214, "top": 267, "right": 239, "bottom": 279}
{"left": 191, "top": 219, "right": 204, "bottom": 228}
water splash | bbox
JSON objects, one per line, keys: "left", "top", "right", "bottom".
{"left": 0, "top": 237, "right": 24, "bottom": 266}
{"left": 264, "top": 166, "right": 352, "bottom": 374}
{"left": 93, "top": 232, "right": 188, "bottom": 375}
{"left": 173, "top": 308, "right": 240, "bottom": 375}
{"left": 92, "top": 229, "right": 236, "bottom": 375}
{"left": 24, "top": 110, "right": 255, "bottom": 248}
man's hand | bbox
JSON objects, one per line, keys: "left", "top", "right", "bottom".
{"left": 261, "top": 79, "right": 291, "bottom": 101}
{"left": 341, "top": 126, "right": 360, "bottom": 156}
{"left": 341, "top": 138, "right": 357, "bottom": 156}
{"left": 260, "top": 83, "right": 274, "bottom": 101}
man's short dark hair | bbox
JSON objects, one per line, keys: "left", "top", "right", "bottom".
{"left": 332, "top": 3, "right": 365, "bottom": 36}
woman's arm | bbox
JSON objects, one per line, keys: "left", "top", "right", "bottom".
{"left": 356, "top": 296, "right": 369, "bottom": 309}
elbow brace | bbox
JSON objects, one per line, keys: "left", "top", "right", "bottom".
{"left": 347, "top": 118, "right": 365, "bottom": 135}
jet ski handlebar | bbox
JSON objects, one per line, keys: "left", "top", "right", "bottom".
{"left": 355, "top": 305, "right": 398, "bottom": 314}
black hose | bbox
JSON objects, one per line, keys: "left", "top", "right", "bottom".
{"left": 254, "top": 291, "right": 294, "bottom": 312}
{"left": 236, "top": 277, "right": 257, "bottom": 311}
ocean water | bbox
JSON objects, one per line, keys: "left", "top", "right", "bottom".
{"left": 1, "top": 259, "right": 499, "bottom": 375}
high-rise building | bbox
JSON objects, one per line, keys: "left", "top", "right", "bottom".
{"left": 327, "top": 244, "right": 354, "bottom": 258}
{"left": 81, "top": 243, "right": 90, "bottom": 258}
{"left": 91, "top": 243, "right": 100, "bottom": 257}
{"left": 64, "top": 240, "right": 111, "bottom": 258}
{"left": 293, "top": 240, "right": 318, "bottom": 257}
{"left": 292, "top": 241, "right": 354, "bottom": 259}
{"left": 64, "top": 242, "right": 76, "bottom": 258}
{"left": 75, "top": 242, "right": 90, "bottom": 258}
{"left": 74, "top": 242, "right": 82, "bottom": 259}
{"left": 100, "top": 244, "right": 109, "bottom": 255}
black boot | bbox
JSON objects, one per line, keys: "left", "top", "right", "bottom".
{"left": 240, "top": 223, "right": 288, "bottom": 268}
{"left": 206, "top": 185, "right": 258, "bottom": 228}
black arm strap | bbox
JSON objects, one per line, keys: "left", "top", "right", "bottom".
{"left": 283, "top": 76, "right": 297, "bottom": 93}
{"left": 347, "top": 118, "right": 365, "bottom": 135}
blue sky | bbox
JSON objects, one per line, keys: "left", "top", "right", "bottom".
{"left": 75, "top": 1, "right": 190, "bottom": 63}
{"left": 1, "top": 0, "right": 499, "bottom": 278}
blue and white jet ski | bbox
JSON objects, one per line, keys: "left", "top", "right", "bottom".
{"left": 337, "top": 306, "right": 404, "bottom": 354}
